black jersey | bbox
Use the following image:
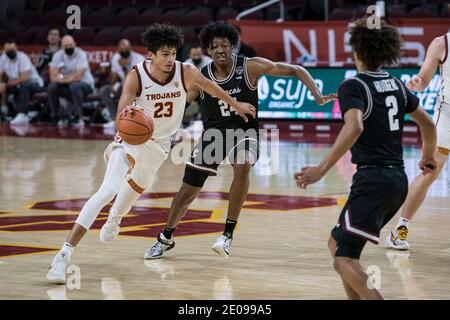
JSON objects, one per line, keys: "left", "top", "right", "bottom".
{"left": 338, "top": 70, "right": 420, "bottom": 167}
{"left": 199, "top": 55, "right": 258, "bottom": 131}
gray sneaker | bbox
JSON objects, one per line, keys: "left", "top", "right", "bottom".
{"left": 211, "top": 235, "right": 232, "bottom": 257}
{"left": 144, "top": 233, "right": 175, "bottom": 259}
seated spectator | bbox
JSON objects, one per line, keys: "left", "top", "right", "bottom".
{"left": 48, "top": 35, "right": 95, "bottom": 126}
{"left": 0, "top": 39, "right": 45, "bottom": 125}
{"left": 36, "top": 27, "right": 61, "bottom": 85}
{"left": 233, "top": 25, "right": 257, "bottom": 58}
{"left": 184, "top": 43, "right": 212, "bottom": 70}
{"left": 99, "top": 39, "right": 145, "bottom": 128}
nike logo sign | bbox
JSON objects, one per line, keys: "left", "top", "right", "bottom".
{"left": 145, "top": 85, "right": 153, "bottom": 89}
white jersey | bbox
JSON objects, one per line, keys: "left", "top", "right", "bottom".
{"left": 133, "top": 60, "right": 187, "bottom": 141}
{"left": 438, "top": 33, "right": 450, "bottom": 107}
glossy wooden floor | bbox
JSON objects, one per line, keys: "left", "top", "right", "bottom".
{"left": 1, "top": 125, "right": 450, "bottom": 300}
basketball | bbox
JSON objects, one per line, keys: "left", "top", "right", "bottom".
{"left": 117, "top": 108, "right": 153, "bottom": 145}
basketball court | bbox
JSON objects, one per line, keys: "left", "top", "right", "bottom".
{"left": 1, "top": 125, "right": 449, "bottom": 300}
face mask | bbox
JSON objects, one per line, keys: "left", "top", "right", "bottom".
{"left": 192, "top": 58, "right": 202, "bottom": 65}
{"left": 120, "top": 50, "right": 131, "bottom": 58}
{"left": 6, "top": 50, "right": 17, "bottom": 60}
{"left": 65, "top": 48, "right": 75, "bottom": 56}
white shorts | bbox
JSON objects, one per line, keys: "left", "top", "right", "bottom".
{"left": 104, "top": 137, "right": 171, "bottom": 193}
{"left": 433, "top": 102, "right": 450, "bottom": 154}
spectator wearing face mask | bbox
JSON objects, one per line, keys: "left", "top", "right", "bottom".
{"left": 184, "top": 43, "right": 212, "bottom": 70}
{"left": 0, "top": 39, "right": 45, "bottom": 125}
{"left": 99, "top": 39, "right": 145, "bottom": 128}
{"left": 47, "top": 35, "right": 95, "bottom": 126}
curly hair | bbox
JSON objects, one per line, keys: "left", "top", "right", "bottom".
{"left": 198, "top": 21, "right": 239, "bottom": 50}
{"left": 142, "top": 23, "right": 183, "bottom": 53}
{"left": 349, "top": 17, "right": 402, "bottom": 70}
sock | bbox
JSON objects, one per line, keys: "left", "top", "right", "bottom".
{"left": 395, "top": 217, "right": 410, "bottom": 229}
{"left": 60, "top": 242, "right": 74, "bottom": 259}
{"left": 162, "top": 226, "right": 175, "bottom": 240}
{"left": 223, "top": 219, "right": 237, "bottom": 239}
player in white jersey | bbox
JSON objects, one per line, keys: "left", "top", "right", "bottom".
{"left": 386, "top": 33, "right": 449, "bottom": 250}
{"left": 46, "top": 24, "right": 256, "bottom": 284}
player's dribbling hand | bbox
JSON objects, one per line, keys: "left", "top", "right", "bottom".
{"left": 418, "top": 156, "right": 438, "bottom": 175}
{"left": 120, "top": 105, "right": 145, "bottom": 116}
{"left": 294, "top": 166, "right": 324, "bottom": 189}
{"left": 406, "top": 76, "right": 424, "bottom": 91}
{"left": 316, "top": 93, "right": 338, "bottom": 106}
{"left": 233, "top": 102, "right": 256, "bottom": 123}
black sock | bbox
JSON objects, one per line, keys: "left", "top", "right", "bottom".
{"left": 223, "top": 219, "right": 237, "bottom": 239}
{"left": 162, "top": 225, "right": 175, "bottom": 239}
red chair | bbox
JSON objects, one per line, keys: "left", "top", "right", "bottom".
{"left": 185, "top": 9, "right": 212, "bottom": 28}
{"left": 115, "top": 8, "right": 141, "bottom": 26}
{"left": 121, "top": 27, "right": 147, "bottom": 46}
{"left": 138, "top": 10, "right": 165, "bottom": 25}
{"left": 96, "top": 27, "right": 122, "bottom": 46}
{"left": 216, "top": 7, "right": 238, "bottom": 21}
{"left": 73, "top": 28, "right": 96, "bottom": 45}
{"left": 329, "top": 8, "right": 353, "bottom": 20}
{"left": 19, "top": 11, "right": 42, "bottom": 27}
{"left": 84, "top": 9, "right": 111, "bottom": 26}
{"left": 164, "top": 9, "right": 187, "bottom": 26}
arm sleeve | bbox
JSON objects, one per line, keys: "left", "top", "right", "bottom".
{"left": 18, "top": 54, "right": 32, "bottom": 73}
{"left": 111, "top": 53, "right": 121, "bottom": 74}
{"left": 337, "top": 79, "right": 366, "bottom": 116}
{"left": 77, "top": 52, "right": 89, "bottom": 70}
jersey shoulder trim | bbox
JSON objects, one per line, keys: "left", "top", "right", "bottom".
{"left": 440, "top": 34, "right": 448, "bottom": 65}
{"left": 393, "top": 77, "right": 408, "bottom": 108}
{"left": 180, "top": 62, "right": 187, "bottom": 93}
{"left": 133, "top": 64, "right": 143, "bottom": 97}
{"left": 244, "top": 57, "right": 257, "bottom": 91}
{"left": 142, "top": 60, "right": 176, "bottom": 86}
{"left": 348, "top": 76, "right": 373, "bottom": 121}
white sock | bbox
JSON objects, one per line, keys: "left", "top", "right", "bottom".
{"left": 395, "top": 217, "right": 410, "bottom": 229}
{"left": 60, "top": 242, "right": 75, "bottom": 259}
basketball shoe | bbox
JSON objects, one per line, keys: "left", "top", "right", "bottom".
{"left": 385, "top": 225, "right": 410, "bottom": 250}
{"left": 211, "top": 235, "right": 232, "bottom": 257}
{"left": 100, "top": 216, "right": 121, "bottom": 242}
{"left": 144, "top": 233, "right": 175, "bottom": 259}
{"left": 46, "top": 251, "right": 70, "bottom": 284}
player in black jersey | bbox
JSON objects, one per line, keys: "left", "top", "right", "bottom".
{"left": 295, "top": 18, "right": 437, "bottom": 299}
{"left": 144, "top": 21, "right": 336, "bottom": 259}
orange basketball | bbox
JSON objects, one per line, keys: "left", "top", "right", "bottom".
{"left": 117, "top": 108, "right": 154, "bottom": 145}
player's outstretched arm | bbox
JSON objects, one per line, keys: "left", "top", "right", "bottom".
{"left": 294, "top": 109, "right": 363, "bottom": 189}
{"left": 247, "top": 57, "right": 337, "bottom": 105}
{"left": 182, "top": 63, "right": 256, "bottom": 122}
{"left": 409, "top": 107, "right": 437, "bottom": 174}
{"left": 407, "top": 36, "right": 444, "bottom": 92}
{"left": 115, "top": 69, "right": 139, "bottom": 123}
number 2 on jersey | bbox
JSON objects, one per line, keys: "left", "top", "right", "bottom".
{"left": 154, "top": 102, "right": 173, "bottom": 118}
{"left": 385, "top": 95, "right": 399, "bottom": 131}
{"left": 218, "top": 99, "right": 236, "bottom": 117}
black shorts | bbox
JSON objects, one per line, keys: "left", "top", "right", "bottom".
{"left": 331, "top": 166, "right": 408, "bottom": 260}
{"left": 183, "top": 127, "right": 260, "bottom": 187}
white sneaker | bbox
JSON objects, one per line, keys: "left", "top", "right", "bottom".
{"left": 144, "top": 233, "right": 175, "bottom": 259}
{"left": 211, "top": 235, "right": 232, "bottom": 257}
{"left": 46, "top": 251, "right": 70, "bottom": 284}
{"left": 100, "top": 217, "right": 121, "bottom": 242}
{"left": 10, "top": 113, "right": 29, "bottom": 125}
{"left": 102, "top": 120, "right": 116, "bottom": 129}
{"left": 385, "top": 226, "right": 410, "bottom": 250}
